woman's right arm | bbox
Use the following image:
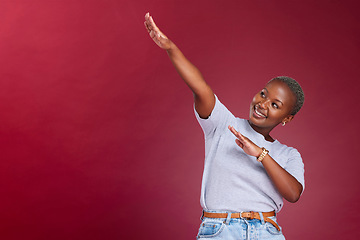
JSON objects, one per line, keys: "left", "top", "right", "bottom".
{"left": 144, "top": 13, "right": 215, "bottom": 119}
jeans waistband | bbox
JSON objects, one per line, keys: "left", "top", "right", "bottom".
{"left": 201, "top": 210, "right": 280, "bottom": 231}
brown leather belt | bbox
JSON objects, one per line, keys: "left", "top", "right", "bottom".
{"left": 203, "top": 211, "right": 280, "bottom": 231}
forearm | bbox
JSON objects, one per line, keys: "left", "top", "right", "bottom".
{"left": 166, "top": 42, "right": 210, "bottom": 96}
{"left": 144, "top": 13, "right": 214, "bottom": 118}
{"left": 166, "top": 42, "right": 215, "bottom": 118}
{"left": 261, "top": 154, "right": 303, "bottom": 203}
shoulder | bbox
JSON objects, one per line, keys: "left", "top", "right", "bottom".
{"left": 207, "top": 94, "right": 237, "bottom": 122}
{"left": 272, "top": 141, "right": 302, "bottom": 159}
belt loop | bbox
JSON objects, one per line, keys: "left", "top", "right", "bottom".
{"left": 200, "top": 210, "right": 204, "bottom": 221}
{"left": 224, "top": 212, "right": 232, "bottom": 225}
{"left": 242, "top": 218, "right": 250, "bottom": 240}
{"left": 259, "top": 212, "right": 265, "bottom": 225}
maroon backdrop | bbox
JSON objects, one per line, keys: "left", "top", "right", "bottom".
{"left": 0, "top": 0, "right": 359, "bottom": 239}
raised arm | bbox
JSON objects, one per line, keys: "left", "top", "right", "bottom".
{"left": 144, "top": 13, "right": 215, "bottom": 119}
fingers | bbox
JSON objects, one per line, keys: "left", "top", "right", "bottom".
{"left": 144, "top": 21, "right": 150, "bottom": 33}
{"left": 228, "top": 125, "right": 247, "bottom": 144}
{"left": 144, "top": 13, "right": 163, "bottom": 41}
{"left": 235, "top": 139, "right": 244, "bottom": 148}
{"left": 144, "top": 12, "right": 171, "bottom": 49}
{"left": 144, "top": 17, "right": 153, "bottom": 33}
{"left": 228, "top": 125, "right": 244, "bottom": 139}
{"left": 149, "top": 15, "right": 158, "bottom": 30}
{"left": 144, "top": 13, "right": 153, "bottom": 33}
{"left": 144, "top": 13, "right": 158, "bottom": 32}
{"left": 144, "top": 12, "right": 152, "bottom": 28}
{"left": 228, "top": 125, "right": 238, "bottom": 136}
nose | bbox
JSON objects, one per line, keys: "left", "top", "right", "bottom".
{"left": 259, "top": 99, "right": 269, "bottom": 109}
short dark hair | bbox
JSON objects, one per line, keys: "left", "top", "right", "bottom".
{"left": 269, "top": 76, "right": 305, "bottom": 115}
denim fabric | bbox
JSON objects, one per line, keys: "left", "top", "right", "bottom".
{"left": 196, "top": 211, "right": 285, "bottom": 240}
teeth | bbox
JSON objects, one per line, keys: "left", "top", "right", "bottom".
{"left": 255, "top": 107, "right": 266, "bottom": 117}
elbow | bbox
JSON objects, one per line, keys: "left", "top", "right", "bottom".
{"left": 287, "top": 194, "right": 301, "bottom": 203}
{"left": 285, "top": 186, "right": 303, "bottom": 203}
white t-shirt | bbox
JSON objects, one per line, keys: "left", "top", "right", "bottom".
{"left": 194, "top": 95, "right": 305, "bottom": 213}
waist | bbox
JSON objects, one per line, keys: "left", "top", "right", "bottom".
{"left": 203, "top": 210, "right": 275, "bottom": 219}
{"left": 202, "top": 210, "right": 280, "bottom": 231}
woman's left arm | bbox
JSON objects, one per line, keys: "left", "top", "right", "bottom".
{"left": 228, "top": 126, "right": 303, "bottom": 203}
{"left": 260, "top": 153, "right": 303, "bottom": 203}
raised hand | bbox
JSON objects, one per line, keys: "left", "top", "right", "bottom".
{"left": 144, "top": 12, "right": 172, "bottom": 50}
{"left": 228, "top": 125, "right": 263, "bottom": 158}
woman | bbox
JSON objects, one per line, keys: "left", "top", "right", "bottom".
{"left": 144, "top": 12, "right": 305, "bottom": 240}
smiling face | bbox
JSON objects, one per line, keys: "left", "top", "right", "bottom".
{"left": 249, "top": 80, "right": 296, "bottom": 138}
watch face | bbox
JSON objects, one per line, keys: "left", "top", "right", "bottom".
{"left": 257, "top": 148, "right": 268, "bottom": 162}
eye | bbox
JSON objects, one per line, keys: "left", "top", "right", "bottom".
{"left": 260, "top": 91, "right": 265, "bottom": 97}
{"left": 272, "top": 103, "right": 278, "bottom": 108}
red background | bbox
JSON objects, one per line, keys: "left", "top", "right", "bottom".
{"left": 0, "top": 0, "right": 359, "bottom": 239}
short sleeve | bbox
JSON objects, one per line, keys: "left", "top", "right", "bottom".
{"left": 194, "top": 95, "right": 235, "bottom": 137}
{"left": 284, "top": 148, "right": 305, "bottom": 194}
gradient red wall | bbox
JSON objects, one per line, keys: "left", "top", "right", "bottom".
{"left": 0, "top": 0, "right": 359, "bottom": 239}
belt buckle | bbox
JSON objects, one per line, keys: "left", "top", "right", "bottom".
{"left": 240, "top": 211, "right": 255, "bottom": 220}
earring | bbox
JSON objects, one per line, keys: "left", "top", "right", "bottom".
{"left": 282, "top": 122, "right": 286, "bottom": 126}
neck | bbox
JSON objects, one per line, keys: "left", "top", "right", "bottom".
{"left": 248, "top": 120, "right": 275, "bottom": 142}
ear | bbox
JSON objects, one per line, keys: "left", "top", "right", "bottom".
{"left": 282, "top": 115, "right": 294, "bottom": 124}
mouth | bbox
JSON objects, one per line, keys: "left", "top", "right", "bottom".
{"left": 253, "top": 105, "right": 267, "bottom": 118}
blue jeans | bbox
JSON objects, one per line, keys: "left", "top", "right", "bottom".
{"left": 196, "top": 211, "right": 285, "bottom": 240}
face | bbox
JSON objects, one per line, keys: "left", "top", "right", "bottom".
{"left": 249, "top": 80, "right": 296, "bottom": 134}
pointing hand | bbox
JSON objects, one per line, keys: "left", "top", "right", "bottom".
{"left": 228, "top": 125, "right": 263, "bottom": 158}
